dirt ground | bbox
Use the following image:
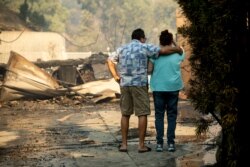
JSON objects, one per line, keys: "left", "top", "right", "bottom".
{"left": 0, "top": 96, "right": 220, "bottom": 167}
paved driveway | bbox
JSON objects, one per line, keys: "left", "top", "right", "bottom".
{"left": 0, "top": 99, "right": 220, "bottom": 167}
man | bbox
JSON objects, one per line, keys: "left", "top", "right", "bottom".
{"left": 149, "top": 29, "right": 185, "bottom": 152}
{"left": 107, "top": 28, "right": 182, "bottom": 153}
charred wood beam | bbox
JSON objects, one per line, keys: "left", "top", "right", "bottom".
{"left": 34, "top": 59, "right": 89, "bottom": 68}
{"left": 0, "top": 53, "right": 108, "bottom": 73}
{"left": 34, "top": 53, "right": 108, "bottom": 68}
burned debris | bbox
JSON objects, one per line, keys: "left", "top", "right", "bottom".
{"left": 0, "top": 51, "right": 119, "bottom": 104}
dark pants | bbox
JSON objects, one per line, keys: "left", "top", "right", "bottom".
{"left": 153, "top": 91, "right": 179, "bottom": 145}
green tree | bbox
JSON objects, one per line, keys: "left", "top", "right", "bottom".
{"left": 28, "top": 0, "right": 68, "bottom": 32}
{"left": 75, "top": 0, "right": 178, "bottom": 51}
{"left": 61, "top": 0, "right": 101, "bottom": 52}
{"left": 19, "top": 0, "right": 29, "bottom": 21}
{"left": 0, "top": 0, "right": 22, "bottom": 13}
{"left": 176, "top": 0, "right": 249, "bottom": 166}
{"left": 2, "top": 0, "right": 179, "bottom": 52}
{"left": 2, "top": 0, "right": 68, "bottom": 32}
{"left": 149, "top": 0, "right": 178, "bottom": 44}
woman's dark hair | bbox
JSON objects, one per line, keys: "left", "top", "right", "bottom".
{"left": 159, "top": 29, "right": 173, "bottom": 46}
{"left": 132, "top": 28, "right": 145, "bottom": 40}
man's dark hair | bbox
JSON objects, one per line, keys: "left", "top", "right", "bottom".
{"left": 131, "top": 28, "right": 145, "bottom": 40}
{"left": 159, "top": 29, "right": 173, "bottom": 46}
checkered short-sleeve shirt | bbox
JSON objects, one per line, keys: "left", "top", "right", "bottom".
{"left": 108, "top": 39, "right": 160, "bottom": 86}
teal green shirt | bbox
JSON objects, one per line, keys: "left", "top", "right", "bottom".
{"left": 149, "top": 52, "right": 185, "bottom": 91}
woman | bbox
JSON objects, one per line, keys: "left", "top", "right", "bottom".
{"left": 149, "top": 29, "right": 185, "bottom": 152}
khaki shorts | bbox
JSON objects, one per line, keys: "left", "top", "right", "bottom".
{"left": 120, "top": 86, "right": 150, "bottom": 116}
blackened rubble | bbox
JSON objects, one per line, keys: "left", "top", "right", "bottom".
{"left": 0, "top": 51, "right": 116, "bottom": 103}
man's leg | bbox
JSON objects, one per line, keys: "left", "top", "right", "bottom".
{"left": 119, "top": 87, "right": 132, "bottom": 150}
{"left": 138, "top": 115, "right": 148, "bottom": 150}
{"left": 120, "top": 115, "right": 130, "bottom": 150}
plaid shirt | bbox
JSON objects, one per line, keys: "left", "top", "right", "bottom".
{"left": 108, "top": 39, "right": 160, "bottom": 86}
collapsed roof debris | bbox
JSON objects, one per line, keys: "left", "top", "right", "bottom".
{"left": 0, "top": 51, "right": 120, "bottom": 103}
